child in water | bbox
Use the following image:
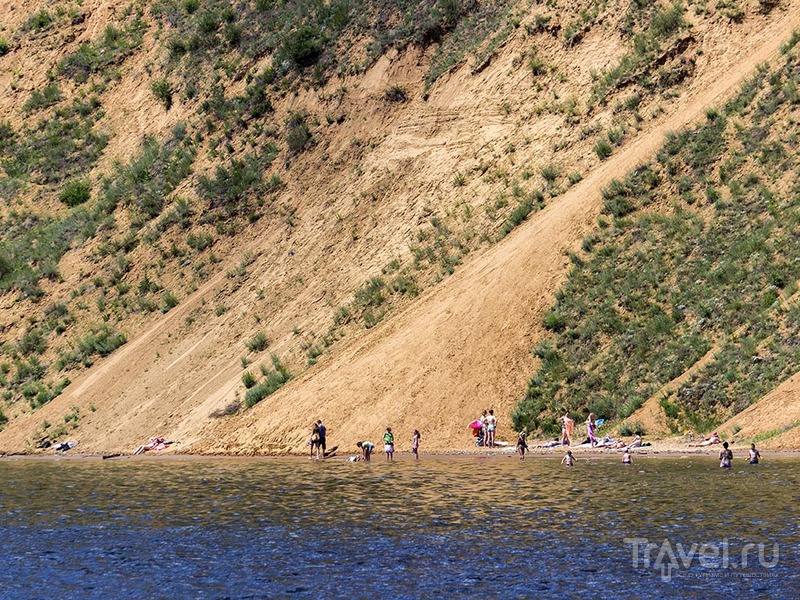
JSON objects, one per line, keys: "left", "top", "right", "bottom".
{"left": 516, "top": 431, "right": 528, "bottom": 460}
{"left": 561, "top": 450, "right": 575, "bottom": 467}
{"left": 412, "top": 430, "right": 420, "bottom": 460}
{"left": 719, "top": 441, "right": 733, "bottom": 468}
{"left": 622, "top": 450, "right": 633, "bottom": 464}
{"left": 749, "top": 443, "right": 761, "bottom": 465}
{"left": 383, "top": 427, "right": 395, "bottom": 461}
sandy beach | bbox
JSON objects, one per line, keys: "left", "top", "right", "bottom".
{"left": 4, "top": 440, "right": 799, "bottom": 462}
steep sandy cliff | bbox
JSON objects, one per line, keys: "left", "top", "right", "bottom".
{"left": 2, "top": 0, "right": 800, "bottom": 454}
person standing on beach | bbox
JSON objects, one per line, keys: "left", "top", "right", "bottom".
{"left": 586, "top": 413, "right": 597, "bottom": 448}
{"left": 384, "top": 426, "right": 395, "bottom": 461}
{"left": 480, "top": 410, "right": 488, "bottom": 446}
{"left": 486, "top": 409, "right": 497, "bottom": 447}
{"left": 310, "top": 423, "right": 321, "bottom": 459}
{"left": 560, "top": 412, "right": 574, "bottom": 446}
{"left": 749, "top": 443, "right": 762, "bottom": 464}
{"left": 719, "top": 441, "right": 733, "bottom": 468}
{"left": 357, "top": 441, "right": 374, "bottom": 461}
{"left": 516, "top": 431, "right": 528, "bottom": 460}
{"left": 317, "top": 419, "right": 327, "bottom": 456}
{"left": 412, "top": 430, "right": 420, "bottom": 460}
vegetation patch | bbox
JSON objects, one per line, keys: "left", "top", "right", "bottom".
{"left": 514, "top": 50, "right": 800, "bottom": 434}
{"left": 244, "top": 354, "right": 291, "bottom": 407}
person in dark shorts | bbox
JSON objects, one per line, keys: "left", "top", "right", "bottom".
{"left": 317, "top": 419, "right": 327, "bottom": 454}
{"left": 310, "top": 423, "right": 321, "bottom": 459}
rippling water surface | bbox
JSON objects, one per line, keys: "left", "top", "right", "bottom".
{"left": 1, "top": 454, "right": 798, "bottom": 598}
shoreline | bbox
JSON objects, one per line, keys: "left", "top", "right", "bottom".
{"left": 3, "top": 443, "right": 799, "bottom": 462}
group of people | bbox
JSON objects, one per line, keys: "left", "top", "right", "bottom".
{"left": 355, "top": 427, "right": 421, "bottom": 461}
{"left": 718, "top": 442, "right": 762, "bottom": 468}
{"left": 309, "top": 420, "right": 328, "bottom": 459}
{"left": 688, "top": 431, "right": 764, "bottom": 468}
{"left": 311, "top": 413, "right": 763, "bottom": 469}
{"left": 472, "top": 409, "right": 498, "bottom": 447}
{"left": 559, "top": 411, "right": 605, "bottom": 447}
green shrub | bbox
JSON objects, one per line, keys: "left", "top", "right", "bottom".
{"left": 187, "top": 233, "right": 213, "bottom": 251}
{"left": 57, "top": 21, "right": 145, "bottom": 82}
{"left": 56, "top": 326, "right": 127, "bottom": 370}
{"left": 354, "top": 277, "right": 386, "bottom": 308}
{"left": 18, "top": 327, "right": 47, "bottom": 356}
{"left": 198, "top": 154, "right": 263, "bottom": 211}
{"left": 617, "top": 395, "right": 645, "bottom": 419}
{"left": 25, "top": 9, "right": 53, "bottom": 31}
{"left": 279, "top": 25, "right": 324, "bottom": 69}
{"left": 594, "top": 138, "right": 613, "bottom": 160}
{"left": 650, "top": 3, "right": 685, "bottom": 38}
{"left": 0, "top": 38, "right": 9, "bottom": 56}
{"left": 542, "top": 310, "right": 566, "bottom": 332}
{"left": 24, "top": 83, "right": 61, "bottom": 112}
{"left": 619, "top": 421, "right": 646, "bottom": 437}
{"left": 384, "top": 85, "right": 408, "bottom": 102}
{"left": 286, "top": 113, "right": 313, "bottom": 155}
{"left": 363, "top": 309, "right": 384, "bottom": 329}
{"left": 151, "top": 78, "right": 173, "bottom": 109}
{"left": 242, "top": 370, "right": 257, "bottom": 388}
{"left": 59, "top": 179, "right": 91, "bottom": 207}
{"left": 161, "top": 290, "right": 179, "bottom": 313}
{"left": 501, "top": 197, "right": 536, "bottom": 236}
{"left": 540, "top": 164, "right": 559, "bottom": 184}
{"left": 333, "top": 305, "right": 351, "bottom": 325}
{"left": 4, "top": 96, "right": 108, "bottom": 184}
{"left": 105, "top": 132, "right": 196, "bottom": 219}
{"left": 245, "top": 331, "right": 269, "bottom": 353}
{"left": 245, "top": 354, "right": 291, "bottom": 407}
{"left": 527, "top": 47, "right": 546, "bottom": 76}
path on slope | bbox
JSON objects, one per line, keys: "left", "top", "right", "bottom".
{"left": 197, "top": 7, "right": 800, "bottom": 453}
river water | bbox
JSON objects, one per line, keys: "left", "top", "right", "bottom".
{"left": 1, "top": 454, "right": 798, "bottom": 598}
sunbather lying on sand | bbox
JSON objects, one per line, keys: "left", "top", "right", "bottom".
{"left": 689, "top": 431, "right": 722, "bottom": 447}
{"left": 628, "top": 434, "right": 643, "bottom": 448}
{"left": 134, "top": 437, "right": 174, "bottom": 455}
{"left": 53, "top": 441, "right": 77, "bottom": 454}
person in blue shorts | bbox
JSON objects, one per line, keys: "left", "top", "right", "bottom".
{"left": 748, "top": 443, "right": 761, "bottom": 464}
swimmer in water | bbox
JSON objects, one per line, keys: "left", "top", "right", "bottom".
{"left": 561, "top": 450, "right": 575, "bottom": 467}
{"left": 719, "top": 441, "right": 733, "bottom": 468}
{"left": 622, "top": 450, "right": 633, "bottom": 464}
{"left": 748, "top": 443, "right": 761, "bottom": 465}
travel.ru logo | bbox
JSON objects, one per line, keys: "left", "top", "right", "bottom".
{"left": 624, "top": 537, "right": 779, "bottom": 582}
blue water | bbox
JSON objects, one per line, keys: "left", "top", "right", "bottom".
{"left": 1, "top": 455, "right": 798, "bottom": 598}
